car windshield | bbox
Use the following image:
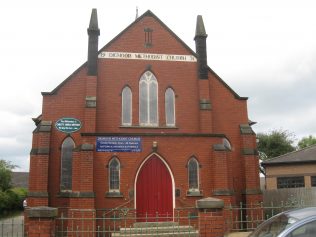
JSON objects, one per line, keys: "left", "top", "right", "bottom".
{"left": 249, "top": 213, "right": 298, "bottom": 237}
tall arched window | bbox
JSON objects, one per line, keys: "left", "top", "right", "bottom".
{"left": 60, "top": 137, "right": 75, "bottom": 191}
{"left": 165, "top": 88, "right": 175, "bottom": 126}
{"left": 139, "top": 71, "right": 158, "bottom": 126}
{"left": 122, "top": 86, "right": 132, "bottom": 125}
{"left": 188, "top": 158, "right": 199, "bottom": 191}
{"left": 109, "top": 158, "right": 120, "bottom": 192}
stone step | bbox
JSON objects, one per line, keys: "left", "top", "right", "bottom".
{"left": 111, "top": 230, "right": 199, "bottom": 237}
{"left": 111, "top": 222, "right": 199, "bottom": 237}
{"left": 133, "top": 222, "right": 179, "bottom": 228}
{"left": 118, "top": 225, "right": 196, "bottom": 234}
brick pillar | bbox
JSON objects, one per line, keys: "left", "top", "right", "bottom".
{"left": 196, "top": 197, "right": 225, "bottom": 237}
{"left": 212, "top": 143, "right": 235, "bottom": 205}
{"left": 240, "top": 124, "right": 262, "bottom": 204}
{"left": 28, "top": 121, "right": 52, "bottom": 207}
{"left": 25, "top": 207, "right": 57, "bottom": 237}
{"left": 240, "top": 124, "right": 263, "bottom": 229}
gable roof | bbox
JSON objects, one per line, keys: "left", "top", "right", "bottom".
{"left": 262, "top": 144, "right": 316, "bottom": 166}
{"left": 42, "top": 10, "right": 246, "bottom": 100}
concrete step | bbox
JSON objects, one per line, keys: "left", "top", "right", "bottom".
{"left": 118, "top": 225, "right": 196, "bottom": 234}
{"left": 111, "top": 222, "right": 199, "bottom": 237}
{"left": 111, "top": 231, "right": 199, "bottom": 237}
{"left": 133, "top": 222, "right": 179, "bottom": 228}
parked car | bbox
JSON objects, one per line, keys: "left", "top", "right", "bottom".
{"left": 249, "top": 207, "right": 316, "bottom": 237}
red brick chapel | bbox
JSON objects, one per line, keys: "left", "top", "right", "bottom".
{"left": 27, "top": 8, "right": 261, "bottom": 235}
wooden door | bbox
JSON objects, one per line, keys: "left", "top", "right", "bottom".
{"left": 136, "top": 155, "right": 173, "bottom": 221}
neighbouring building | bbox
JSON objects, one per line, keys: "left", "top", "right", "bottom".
{"left": 262, "top": 144, "right": 316, "bottom": 190}
{"left": 27, "top": 9, "right": 261, "bottom": 236}
{"left": 11, "top": 172, "right": 29, "bottom": 189}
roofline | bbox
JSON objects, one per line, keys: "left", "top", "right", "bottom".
{"left": 207, "top": 66, "right": 248, "bottom": 100}
{"left": 262, "top": 160, "right": 316, "bottom": 167}
{"left": 41, "top": 10, "right": 248, "bottom": 100}
{"left": 98, "top": 10, "right": 197, "bottom": 57}
{"left": 262, "top": 144, "right": 316, "bottom": 165}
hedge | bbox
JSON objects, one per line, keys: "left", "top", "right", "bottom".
{"left": 0, "top": 188, "right": 27, "bottom": 215}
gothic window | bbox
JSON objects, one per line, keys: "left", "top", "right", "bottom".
{"left": 60, "top": 137, "right": 75, "bottom": 191}
{"left": 188, "top": 158, "right": 199, "bottom": 191}
{"left": 165, "top": 88, "right": 175, "bottom": 126}
{"left": 139, "top": 71, "right": 158, "bottom": 126}
{"left": 109, "top": 158, "right": 120, "bottom": 192}
{"left": 122, "top": 86, "right": 132, "bottom": 126}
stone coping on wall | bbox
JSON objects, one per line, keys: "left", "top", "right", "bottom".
{"left": 26, "top": 206, "right": 58, "bottom": 218}
{"left": 196, "top": 197, "right": 224, "bottom": 209}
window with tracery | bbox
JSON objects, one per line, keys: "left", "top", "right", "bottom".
{"left": 139, "top": 71, "right": 158, "bottom": 126}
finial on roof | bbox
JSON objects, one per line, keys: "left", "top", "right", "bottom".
{"left": 195, "top": 15, "right": 207, "bottom": 38}
{"left": 135, "top": 6, "right": 139, "bottom": 20}
{"left": 88, "top": 8, "right": 100, "bottom": 34}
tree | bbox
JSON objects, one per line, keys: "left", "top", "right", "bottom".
{"left": 297, "top": 135, "right": 316, "bottom": 149}
{"left": 257, "top": 129, "right": 296, "bottom": 160}
{"left": 0, "top": 160, "right": 17, "bottom": 191}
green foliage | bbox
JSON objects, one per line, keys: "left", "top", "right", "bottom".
{"left": 257, "top": 129, "right": 296, "bottom": 160}
{"left": 0, "top": 188, "right": 27, "bottom": 215}
{"left": 0, "top": 159, "right": 17, "bottom": 191}
{"left": 297, "top": 135, "right": 316, "bottom": 149}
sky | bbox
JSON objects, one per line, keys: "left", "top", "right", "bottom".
{"left": 1, "top": 0, "right": 316, "bottom": 171}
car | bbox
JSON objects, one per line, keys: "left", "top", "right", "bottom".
{"left": 249, "top": 207, "right": 316, "bottom": 237}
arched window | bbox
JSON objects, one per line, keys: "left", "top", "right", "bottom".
{"left": 188, "top": 158, "right": 199, "bottom": 191}
{"left": 109, "top": 158, "right": 120, "bottom": 192}
{"left": 165, "top": 88, "right": 175, "bottom": 126}
{"left": 122, "top": 86, "right": 132, "bottom": 125}
{"left": 139, "top": 71, "right": 158, "bottom": 126}
{"left": 60, "top": 137, "right": 75, "bottom": 191}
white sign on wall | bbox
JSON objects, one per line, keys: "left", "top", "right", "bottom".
{"left": 98, "top": 51, "right": 197, "bottom": 62}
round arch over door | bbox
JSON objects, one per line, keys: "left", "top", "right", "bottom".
{"left": 136, "top": 154, "right": 173, "bottom": 222}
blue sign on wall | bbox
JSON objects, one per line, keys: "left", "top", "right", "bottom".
{"left": 55, "top": 117, "right": 82, "bottom": 133}
{"left": 96, "top": 136, "right": 142, "bottom": 152}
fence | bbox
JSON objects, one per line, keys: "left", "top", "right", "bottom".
{"left": 3, "top": 195, "right": 316, "bottom": 236}
{"left": 0, "top": 215, "right": 24, "bottom": 237}
{"left": 55, "top": 207, "right": 200, "bottom": 237}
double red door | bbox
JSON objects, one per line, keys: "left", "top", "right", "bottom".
{"left": 136, "top": 155, "right": 173, "bottom": 221}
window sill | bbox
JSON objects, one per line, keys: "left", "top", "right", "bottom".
{"left": 186, "top": 190, "right": 203, "bottom": 197}
{"left": 105, "top": 192, "right": 124, "bottom": 198}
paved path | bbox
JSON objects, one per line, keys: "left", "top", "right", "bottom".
{"left": 0, "top": 213, "right": 24, "bottom": 237}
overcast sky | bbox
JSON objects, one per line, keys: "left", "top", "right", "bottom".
{"left": 1, "top": 0, "right": 316, "bottom": 171}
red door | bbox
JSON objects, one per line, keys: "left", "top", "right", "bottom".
{"left": 136, "top": 155, "right": 173, "bottom": 222}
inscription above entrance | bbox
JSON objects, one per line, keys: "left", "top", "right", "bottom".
{"left": 98, "top": 51, "right": 197, "bottom": 62}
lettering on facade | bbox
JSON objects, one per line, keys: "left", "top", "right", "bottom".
{"left": 98, "top": 51, "right": 197, "bottom": 62}
{"left": 96, "top": 136, "right": 142, "bottom": 152}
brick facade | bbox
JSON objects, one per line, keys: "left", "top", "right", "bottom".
{"left": 27, "top": 9, "right": 261, "bottom": 235}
